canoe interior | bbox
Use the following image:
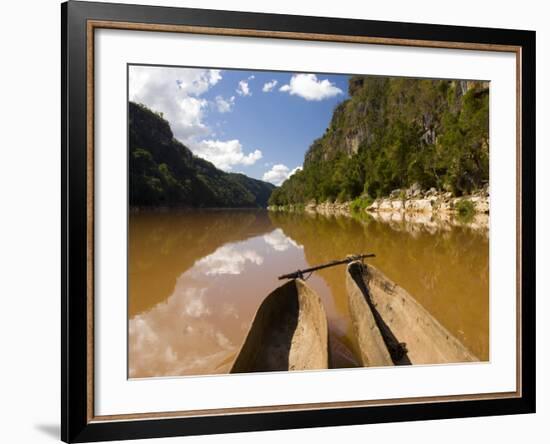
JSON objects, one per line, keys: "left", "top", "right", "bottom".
{"left": 346, "top": 261, "right": 479, "bottom": 366}
{"left": 230, "top": 279, "right": 329, "bottom": 373}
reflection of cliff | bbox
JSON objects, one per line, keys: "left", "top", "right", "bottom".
{"left": 366, "top": 210, "right": 489, "bottom": 237}
{"left": 129, "top": 210, "right": 274, "bottom": 317}
{"left": 268, "top": 211, "right": 489, "bottom": 360}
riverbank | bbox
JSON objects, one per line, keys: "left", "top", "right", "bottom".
{"left": 268, "top": 185, "right": 489, "bottom": 234}
{"left": 366, "top": 184, "right": 489, "bottom": 215}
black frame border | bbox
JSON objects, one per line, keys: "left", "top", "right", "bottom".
{"left": 62, "top": 1, "right": 536, "bottom": 442}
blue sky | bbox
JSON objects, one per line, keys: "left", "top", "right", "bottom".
{"left": 129, "top": 65, "right": 349, "bottom": 185}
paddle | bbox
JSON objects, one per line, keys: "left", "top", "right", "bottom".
{"left": 278, "top": 253, "right": 376, "bottom": 280}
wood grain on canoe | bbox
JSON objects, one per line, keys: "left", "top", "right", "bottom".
{"left": 231, "top": 279, "right": 329, "bottom": 373}
{"left": 347, "top": 261, "right": 478, "bottom": 366}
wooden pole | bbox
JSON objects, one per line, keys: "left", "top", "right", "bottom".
{"left": 278, "top": 254, "right": 376, "bottom": 280}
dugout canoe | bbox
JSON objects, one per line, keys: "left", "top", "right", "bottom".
{"left": 230, "top": 279, "right": 329, "bottom": 373}
{"left": 346, "top": 261, "right": 478, "bottom": 367}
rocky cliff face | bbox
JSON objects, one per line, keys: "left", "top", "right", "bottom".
{"left": 304, "top": 77, "right": 487, "bottom": 170}
{"left": 269, "top": 75, "right": 489, "bottom": 207}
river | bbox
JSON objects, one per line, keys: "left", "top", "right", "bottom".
{"left": 128, "top": 209, "right": 489, "bottom": 378}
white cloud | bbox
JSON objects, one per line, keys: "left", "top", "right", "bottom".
{"left": 262, "top": 164, "right": 302, "bottom": 186}
{"left": 236, "top": 80, "right": 251, "bottom": 96}
{"left": 129, "top": 66, "right": 222, "bottom": 142}
{"left": 214, "top": 95, "right": 235, "bottom": 113}
{"left": 262, "top": 80, "right": 278, "bottom": 92}
{"left": 209, "top": 69, "right": 222, "bottom": 85}
{"left": 279, "top": 74, "right": 342, "bottom": 101}
{"left": 130, "top": 66, "right": 265, "bottom": 171}
{"left": 191, "top": 139, "right": 262, "bottom": 171}
{"left": 176, "top": 97, "right": 209, "bottom": 138}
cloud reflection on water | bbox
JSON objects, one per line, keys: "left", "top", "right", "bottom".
{"left": 263, "top": 228, "right": 304, "bottom": 252}
{"left": 194, "top": 245, "right": 264, "bottom": 275}
{"left": 129, "top": 210, "right": 489, "bottom": 378}
{"left": 129, "top": 230, "right": 303, "bottom": 378}
{"left": 128, "top": 276, "right": 238, "bottom": 378}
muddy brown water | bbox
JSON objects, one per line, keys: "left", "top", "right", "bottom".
{"left": 128, "top": 209, "right": 489, "bottom": 378}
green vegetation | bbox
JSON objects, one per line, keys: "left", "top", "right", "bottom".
{"left": 129, "top": 102, "right": 275, "bottom": 207}
{"left": 269, "top": 77, "right": 489, "bottom": 206}
{"left": 350, "top": 196, "right": 374, "bottom": 214}
{"left": 455, "top": 199, "right": 476, "bottom": 222}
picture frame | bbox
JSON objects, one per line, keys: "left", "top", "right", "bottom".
{"left": 61, "top": 1, "right": 536, "bottom": 442}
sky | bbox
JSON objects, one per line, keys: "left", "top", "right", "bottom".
{"left": 129, "top": 65, "right": 350, "bottom": 185}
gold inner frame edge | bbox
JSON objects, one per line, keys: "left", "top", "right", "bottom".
{"left": 85, "top": 19, "right": 523, "bottom": 423}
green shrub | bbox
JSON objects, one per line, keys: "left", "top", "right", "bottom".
{"left": 455, "top": 199, "right": 475, "bottom": 222}
{"left": 350, "top": 196, "right": 373, "bottom": 214}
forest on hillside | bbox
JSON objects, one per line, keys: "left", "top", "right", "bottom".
{"left": 129, "top": 102, "right": 275, "bottom": 208}
{"left": 269, "top": 76, "right": 489, "bottom": 207}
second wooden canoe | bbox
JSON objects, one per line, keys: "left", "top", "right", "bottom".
{"left": 346, "top": 261, "right": 478, "bottom": 366}
{"left": 230, "top": 279, "right": 329, "bottom": 373}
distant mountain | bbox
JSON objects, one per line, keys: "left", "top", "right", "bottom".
{"left": 129, "top": 102, "right": 275, "bottom": 207}
{"left": 269, "top": 76, "right": 489, "bottom": 206}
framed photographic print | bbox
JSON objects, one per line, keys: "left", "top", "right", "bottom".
{"left": 61, "top": 1, "right": 536, "bottom": 442}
